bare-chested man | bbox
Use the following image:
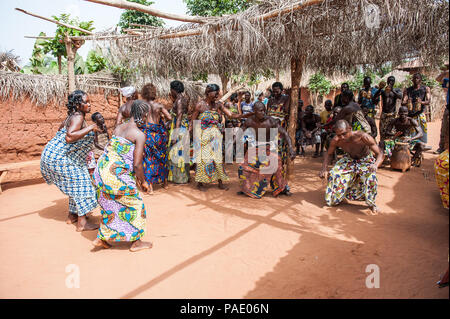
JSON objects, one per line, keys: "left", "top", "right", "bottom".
{"left": 191, "top": 84, "right": 249, "bottom": 191}
{"left": 319, "top": 120, "right": 384, "bottom": 215}
{"left": 379, "top": 76, "right": 402, "bottom": 140}
{"left": 380, "top": 105, "right": 425, "bottom": 167}
{"left": 116, "top": 86, "right": 138, "bottom": 126}
{"left": 167, "top": 80, "right": 191, "bottom": 184}
{"left": 140, "top": 83, "right": 173, "bottom": 193}
{"left": 237, "top": 102, "right": 296, "bottom": 198}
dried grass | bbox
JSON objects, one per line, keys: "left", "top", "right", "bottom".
{"left": 96, "top": 0, "right": 449, "bottom": 80}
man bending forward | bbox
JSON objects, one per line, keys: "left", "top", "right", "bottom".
{"left": 319, "top": 120, "right": 384, "bottom": 215}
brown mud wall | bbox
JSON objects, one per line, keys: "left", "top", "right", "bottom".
{"left": 0, "top": 92, "right": 120, "bottom": 182}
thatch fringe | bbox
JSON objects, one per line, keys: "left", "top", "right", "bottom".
{"left": 0, "top": 71, "right": 206, "bottom": 106}
{"left": 0, "top": 71, "right": 122, "bottom": 106}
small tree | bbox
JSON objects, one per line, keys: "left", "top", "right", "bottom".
{"left": 184, "top": 0, "right": 254, "bottom": 16}
{"left": 308, "top": 72, "right": 333, "bottom": 109}
{"left": 86, "top": 50, "right": 107, "bottom": 73}
{"left": 117, "top": 0, "right": 164, "bottom": 32}
{"left": 41, "top": 14, "right": 94, "bottom": 74}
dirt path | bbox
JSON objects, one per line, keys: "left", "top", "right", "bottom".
{"left": 0, "top": 121, "right": 448, "bottom": 299}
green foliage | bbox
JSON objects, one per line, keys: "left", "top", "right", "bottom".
{"left": 401, "top": 74, "right": 439, "bottom": 88}
{"left": 184, "top": 0, "right": 254, "bottom": 16}
{"left": 86, "top": 50, "right": 107, "bottom": 73}
{"left": 230, "top": 70, "right": 273, "bottom": 88}
{"left": 28, "top": 32, "right": 48, "bottom": 73}
{"left": 117, "top": 0, "right": 164, "bottom": 32}
{"left": 41, "top": 14, "right": 94, "bottom": 60}
{"left": 347, "top": 70, "right": 376, "bottom": 92}
{"left": 74, "top": 53, "right": 86, "bottom": 75}
{"left": 110, "top": 64, "right": 137, "bottom": 83}
{"left": 308, "top": 72, "right": 333, "bottom": 96}
{"left": 192, "top": 71, "right": 208, "bottom": 82}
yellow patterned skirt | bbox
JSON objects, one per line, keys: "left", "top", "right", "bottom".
{"left": 195, "top": 127, "right": 229, "bottom": 183}
{"left": 434, "top": 150, "right": 449, "bottom": 209}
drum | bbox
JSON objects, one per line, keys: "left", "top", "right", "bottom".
{"left": 390, "top": 141, "right": 411, "bottom": 172}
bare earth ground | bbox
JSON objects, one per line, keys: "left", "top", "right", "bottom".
{"left": 0, "top": 121, "right": 448, "bottom": 299}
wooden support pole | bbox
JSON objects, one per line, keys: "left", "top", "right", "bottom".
{"left": 287, "top": 55, "right": 305, "bottom": 180}
{"left": 155, "top": 0, "right": 326, "bottom": 40}
{"left": 64, "top": 35, "right": 84, "bottom": 93}
{"left": 83, "top": 0, "right": 206, "bottom": 24}
{"left": 15, "top": 8, "right": 94, "bottom": 35}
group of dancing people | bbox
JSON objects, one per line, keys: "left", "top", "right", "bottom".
{"left": 39, "top": 73, "right": 449, "bottom": 252}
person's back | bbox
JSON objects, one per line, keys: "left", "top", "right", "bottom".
{"left": 146, "top": 101, "right": 163, "bottom": 125}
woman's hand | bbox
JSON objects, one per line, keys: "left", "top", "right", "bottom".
{"left": 141, "top": 181, "right": 149, "bottom": 193}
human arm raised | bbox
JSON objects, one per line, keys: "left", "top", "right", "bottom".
{"left": 65, "top": 114, "right": 101, "bottom": 143}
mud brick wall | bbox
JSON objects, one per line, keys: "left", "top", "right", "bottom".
{"left": 0, "top": 91, "right": 120, "bottom": 182}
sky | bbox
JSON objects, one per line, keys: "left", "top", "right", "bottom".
{"left": 0, "top": 0, "right": 188, "bottom": 66}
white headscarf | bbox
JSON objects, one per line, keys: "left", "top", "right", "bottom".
{"left": 120, "top": 86, "right": 136, "bottom": 98}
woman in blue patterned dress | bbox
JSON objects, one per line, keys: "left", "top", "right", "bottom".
{"left": 40, "top": 90, "right": 103, "bottom": 232}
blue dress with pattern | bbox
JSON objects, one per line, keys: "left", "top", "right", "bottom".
{"left": 40, "top": 127, "right": 98, "bottom": 216}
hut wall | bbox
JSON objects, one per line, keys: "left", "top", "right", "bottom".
{"left": 0, "top": 91, "right": 120, "bottom": 182}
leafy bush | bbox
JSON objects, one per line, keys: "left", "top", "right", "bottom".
{"left": 86, "top": 50, "right": 107, "bottom": 73}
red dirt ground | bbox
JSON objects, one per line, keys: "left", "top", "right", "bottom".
{"left": 0, "top": 121, "right": 448, "bottom": 299}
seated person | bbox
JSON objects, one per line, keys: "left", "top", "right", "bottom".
{"left": 379, "top": 106, "right": 425, "bottom": 167}
{"left": 300, "top": 105, "right": 322, "bottom": 157}
{"left": 236, "top": 102, "right": 296, "bottom": 199}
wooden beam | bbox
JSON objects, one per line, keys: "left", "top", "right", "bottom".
{"left": 15, "top": 8, "right": 94, "bottom": 35}
{"left": 83, "top": 0, "right": 206, "bottom": 24}
{"left": 287, "top": 55, "right": 305, "bottom": 180}
{"left": 253, "top": 0, "right": 325, "bottom": 22}
{"left": 152, "top": 0, "right": 327, "bottom": 41}
{"left": 129, "top": 23, "right": 160, "bottom": 29}
{"left": 25, "top": 34, "right": 140, "bottom": 41}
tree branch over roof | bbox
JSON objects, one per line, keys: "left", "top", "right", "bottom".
{"left": 15, "top": 8, "right": 94, "bottom": 35}
{"left": 83, "top": 0, "right": 207, "bottom": 24}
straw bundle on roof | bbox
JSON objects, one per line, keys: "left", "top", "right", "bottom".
{"left": 95, "top": 0, "right": 448, "bottom": 80}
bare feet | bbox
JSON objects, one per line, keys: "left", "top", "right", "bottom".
{"left": 218, "top": 181, "right": 229, "bottom": 191}
{"left": 66, "top": 214, "right": 78, "bottom": 224}
{"left": 76, "top": 216, "right": 99, "bottom": 232}
{"left": 197, "top": 183, "right": 207, "bottom": 192}
{"left": 130, "top": 240, "right": 153, "bottom": 252}
{"left": 92, "top": 237, "right": 112, "bottom": 249}
{"left": 368, "top": 205, "right": 379, "bottom": 215}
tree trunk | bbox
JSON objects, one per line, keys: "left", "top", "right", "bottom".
{"left": 64, "top": 35, "right": 82, "bottom": 93}
{"left": 220, "top": 73, "right": 229, "bottom": 95}
{"left": 287, "top": 56, "right": 305, "bottom": 180}
{"left": 57, "top": 55, "right": 62, "bottom": 75}
{"left": 275, "top": 69, "right": 280, "bottom": 82}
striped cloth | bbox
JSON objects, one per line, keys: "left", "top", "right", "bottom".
{"left": 40, "top": 127, "right": 98, "bottom": 216}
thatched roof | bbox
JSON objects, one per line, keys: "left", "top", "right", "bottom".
{"left": 94, "top": 0, "right": 448, "bottom": 80}
{"left": 0, "top": 71, "right": 206, "bottom": 106}
{"left": 0, "top": 71, "right": 122, "bottom": 106}
{"left": 0, "top": 51, "right": 21, "bottom": 72}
